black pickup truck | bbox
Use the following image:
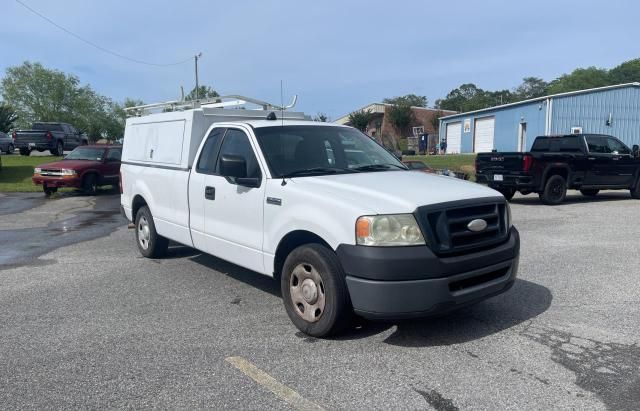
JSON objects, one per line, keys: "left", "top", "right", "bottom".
{"left": 476, "top": 134, "right": 640, "bottom": 205}
{"left": 13, "top": 122, "right": 88, "bottom": 156}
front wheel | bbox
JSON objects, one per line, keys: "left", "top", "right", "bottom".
{"left": 281, "top": 244, "right": 352, "bottom": 337}
{"left": 135, "top": 206, "right": 169, "bottom": 258}
{"left": 82, "top": 174, "right": 98, "bottom": 195}
{"left": 19, "top": 148, "right": 31, "bottom": 156}
{"left": 43, "top": 186, "right": 57, "bottom": 197}
{"left": 6, "top": 144, "right": 14, "bottom": 154}
{"left": 580, "top": 189, "right": 599, "bottom": 197}
{"left": 539, "top": 175, "right": 567, "bottom": 205}
{"left": 52, "top": 141, "right": 63, "bottom": 156}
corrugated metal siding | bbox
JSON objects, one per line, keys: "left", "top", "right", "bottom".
{"left": 551, "top": 87, "right": 640, "bottom": 147}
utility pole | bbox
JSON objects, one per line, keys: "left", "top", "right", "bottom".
{"left": 194, "top": 52, "right": 202, "bottom": 100}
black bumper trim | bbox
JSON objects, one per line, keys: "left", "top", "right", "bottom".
{"left": 346, "top": 257, "right": 518, "bottom": 320}
{"left": 336, "top": 227, "right": 519, "bottom": 281}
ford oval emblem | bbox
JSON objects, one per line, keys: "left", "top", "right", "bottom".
{"left": 467, "top": 219, "right": 487, "bottom": 232}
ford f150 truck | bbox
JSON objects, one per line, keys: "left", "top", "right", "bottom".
{"left": 120, "top": 97, "right": 520, "bottom": 337}
{"left": 476, "top": 134, "right": 640, "bottom": 204}
{"left": 13, "top": 122, "right": 88, "bottom": 156}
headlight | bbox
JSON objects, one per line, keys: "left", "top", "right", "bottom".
{"left": 34, "top": 167, "right": 41, "bottom": 174}
{"left": 356, "top": 214, "right": 425, "bottom": 246}
{"left": 61, "top": 169, "right": 76, "bottom": 176}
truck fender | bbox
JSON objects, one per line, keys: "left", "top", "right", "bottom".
{"left": 541, "top": 164, "right": 571, "bottom": 188}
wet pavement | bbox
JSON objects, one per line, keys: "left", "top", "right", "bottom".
{"left": 0, "top": 192, "right": 125, "bottom": 268}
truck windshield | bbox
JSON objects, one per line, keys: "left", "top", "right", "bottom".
{"left": 254, "top": 125, "right": 406, "bottom": 178}
{"left": 65, "top": 147, "right": 105, "bottom": 161}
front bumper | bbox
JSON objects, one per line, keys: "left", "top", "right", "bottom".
{"left": 337, "top": 227, "right": 520, "bottom": 319}
{"left": 32, "top": 175, "right": 82, "bottom": 189}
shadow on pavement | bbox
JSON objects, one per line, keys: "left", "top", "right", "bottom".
{"left": 510, "top": 191, "right": 632, "bottom": 206}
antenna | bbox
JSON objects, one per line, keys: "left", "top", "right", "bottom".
{"left": 280, "top": 80, "right": 284, "bottom": 127}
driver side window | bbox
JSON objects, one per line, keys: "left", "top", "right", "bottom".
{"left": 216, "top": 129, "right": 261, "bottom": 179}
{"left": 606, "top": 138, "right": 630, "bottom": 155}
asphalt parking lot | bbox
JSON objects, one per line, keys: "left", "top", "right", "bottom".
{"left": 0, "top": 190, "right": 638, "bottom": 409}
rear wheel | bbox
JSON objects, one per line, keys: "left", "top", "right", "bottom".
{"left": 19, "top": 148, "right": 31, "bottom": 156}
{"left": 52, "top": 141, "right": 63, "bottom": 156}
{"left": 539, "top": 175, "right": 567, "bottom": 205}
{"left": 281, "top": 244, "right": 352, "bottom": 337}
{"left": 82, "top": 174, "right": 98, "bottom": 195}
{"left": 135, "top": 206, "right": 168, "bottom": 258}
{"left": 43, "top": 186, "right": 57, "bottom": 197}
{"left": 580, "top": 189, "right": 599, "bottom": 197}
{"left": 631, "top": 177, "right": 640, "bottom": 199}
{"left": 496, "top": 187, "right": 516, "bottom": 201}
{"left": 6, "top": 144, "right": 14, "bottom": 154}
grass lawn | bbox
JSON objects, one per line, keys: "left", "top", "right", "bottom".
{"left": 404, "top": 154, "right": 477, "bottom": 178}
{"left": 0, "top": 154, "right": 63, "bottom": 192}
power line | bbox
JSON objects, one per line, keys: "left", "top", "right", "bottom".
{"left": 15, "top": 0, "right": 193, "bottom": 67}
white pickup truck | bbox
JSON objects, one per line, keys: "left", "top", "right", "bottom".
{"left": 120, "top": 98, "right": 520, "bottom": 337}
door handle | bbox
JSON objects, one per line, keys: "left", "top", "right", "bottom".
{"left": 205, "top": 186, "right": 215, "bottom": 200}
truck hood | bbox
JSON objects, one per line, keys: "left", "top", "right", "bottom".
{"left": 290, "top": 170, "right": 502, "bottom": 214}
{"left": 36, "top": 160, "right": 101, "bottom": 169}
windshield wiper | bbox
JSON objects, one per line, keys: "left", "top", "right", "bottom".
{"left": 353, "top": 163, "right": 406, "bottom": 172}
{"left": 282, "top": 167, "right": 356, "bottom": 178}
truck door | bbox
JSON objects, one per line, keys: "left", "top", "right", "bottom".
{"left": 584, "top": 136, "right": 615, "bottom": 186}
{"left": 200, "top": 127, "right": 266, "bottom": 273}
{"left": 103, "top": 148, "right": 122, "bottom": 184}
{"left": 605, "top": 137, "right": 636, "bottom": 186}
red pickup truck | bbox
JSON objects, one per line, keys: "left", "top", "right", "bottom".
{"left": 33, "top": 145, "right": 122, "bottom": 196}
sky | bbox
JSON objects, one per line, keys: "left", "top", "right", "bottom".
{"left": 2, "top": 0, "right": 640, "bottom": 120}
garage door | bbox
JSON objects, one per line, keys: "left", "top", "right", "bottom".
{"left": 445, "top": 122, "right": 461, "bottom": 154}
{"left": 474, "top": 117, "right": 495, "bottom": 153}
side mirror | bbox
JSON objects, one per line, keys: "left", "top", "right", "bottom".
{"left": 220, "top": 154, "right": 247, "bottom": 178}
{"left": 633, "top": 145, "right": 639, "bottom": 158}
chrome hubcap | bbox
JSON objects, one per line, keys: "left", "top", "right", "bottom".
{"left": 289, "top": 263, "right": 325, "bottom": 323}
{"left": 137, "top": 216, "right": 150, "bottom": 250}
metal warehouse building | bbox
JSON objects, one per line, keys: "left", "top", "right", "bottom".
{"left": 439, "top": 83, "right": 640, "bottom": 154}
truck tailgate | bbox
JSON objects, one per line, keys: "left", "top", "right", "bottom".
{"left": 14, "top": 131, "right": 50, "bottom": 144}
{"left": 476, "top": 152, "right": 524, "bottom": 173}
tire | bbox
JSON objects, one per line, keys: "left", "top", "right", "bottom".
{"left": 539, "top": 175, "right": 567, "bottom": 205}
{"left": 82, "top": 174, "right": 98, "bottom": 195}
{"left": 19, "top": 148, "right": 31, "bottom": 156}
{"left": 134, "top": 206, "right": 169, "bottom": 258}
{"left": 6, "top": 144, "right": 14, "bottom": 154}
{"left": 580, "top": 189, "right": 599, "bottom": 197}
{"left": 631, "top": 177, "right": 640, "bottom": 199}
{"left": 281, "top": 243, "right": 352, "bottom": 337}
{"left": 43, "top": 186, "right": 57, "bottom": 197}
{"left": 497, "top": 187, "right": 516, "bottom": 201}
{"left": 52, "top": 141, "right": 63, "bottom": 156}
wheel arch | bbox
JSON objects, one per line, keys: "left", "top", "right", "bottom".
{"left": 542, "top": 165, "right": 570, "bottom": 186}
{"left": 131, "top": 194, "right": 149, "bottom": 221}
{"left": 273, "top": 230, "right": 333, "bottom": 278}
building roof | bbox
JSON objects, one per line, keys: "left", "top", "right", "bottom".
{"left": 440, "top": 82, "right": 640, "bottom": 120}
{"left": 334, "top": 103, "right": 455, "bottom": 125}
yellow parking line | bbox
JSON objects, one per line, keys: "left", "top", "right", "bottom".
{"left": 225, "top": 356, "right": 324, "bottom": 411}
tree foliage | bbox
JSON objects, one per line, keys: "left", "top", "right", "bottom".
{"left": 313, "top": 112, "right": 328, "bottom": 122}
{"left": 0, "top": 61, "right": 133, "bottom": 141}
{"left": 184, "top": 85, "right": 219, "bottom": 101}
{"left": 348, "top": 109, "right": 373, "bottom": 132}
{"left": 383, "top": 94, "right": 428, "bottom": 107}
{"left": 435, "top": 58, "right": 640, "bottom": 113}
{"left": 0, "top": 103, "right": 18, "bottom": 132}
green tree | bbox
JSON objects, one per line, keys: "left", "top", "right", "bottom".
{"left": 608, "top": 58, "right": 640, "bottom": 84}
{"left": 546, "top": 67, "right": 610, "bottom": 94}
{"left": 348, "top": 109, "right": 373, "bottom": 132}
{"left": 1, "top": 61, "right": 127, "bottom": 140}
{"left": 515, "top": 77, "right": 548, "bottom": 100}
{"left": 0, "top": 103, "right": 18, "bottom": 132}
{"left": 385, "top": 103, "right": 414, "bottom": 137}
{"left": 383, "top": 94, "right": 428, "bottom": 107}
{"left": 184, "top": 85, "right": 219, "bottom": 101}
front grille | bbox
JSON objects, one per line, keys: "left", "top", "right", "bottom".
{"left": 416, "top": 198, "right": 509, "bottom": 256}
{"left": 448, "top": 266, "right": 510, "bottom": 293}
{"left": 40, "top": 169, "right": 63, "bottom": 176}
